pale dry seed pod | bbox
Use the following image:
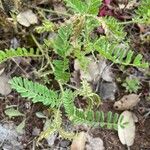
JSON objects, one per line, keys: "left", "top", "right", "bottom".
{"left": 118, "top": 111, "right": 136, "bottom": 147}
{"left": 114, "top": 94, "right": 141, "bottom": 110}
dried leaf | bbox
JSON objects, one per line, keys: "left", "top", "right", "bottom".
{"left": 118, "top": 111, "right": 136, "bottom": 147}
{"left": 54, "top": 3, "right": 67, "bottom": 14}
{"left": 114, "top": 94, "right": 141, "bottom": 110}
{"left": 119, "top": 0, "right": 138, "bottom": 9}
{"left": 36, "top": 0, "right": 50, "bottom": 5}
{"left": 16, "top": 119, "right": 26, "bottom": 134}
{"left": 71, "top": 132, "right": 87, "bottom": 150}
{"left": 5, "top": 108, "right": 24, "bottom": 118}
{"left": 0, "top": 73, "right": 12, "bottom": 96}
{"left": 17, "top": 9, "right": 38, "bottom": 27}
{"left": 35, "top": 112, "right": 47, "bottom": 119}
{"left": 74, "top": 56, "right": 113, "bottom": 83}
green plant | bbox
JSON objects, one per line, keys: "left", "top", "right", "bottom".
{"left": 9, "top": 77, "right": 126, "bottom": 140}
{"left": 133, "top": 0, "right": 150, "bottom": 25}
{"left": 77, "top": 80, "right": 101, "bottom": 109}
{"left": 37, "top": 109, "right": 75, "bottom": 143}
{"left": 0, "top": 47, "right": 40, "bottom": 63}
{"left": 35, "top": 20, "right": 55, "bottom": 33}
{"left": 94, "top": 36, "right": 148, "bottom": 68}
{"left": 1, "top": 0, "right": 149, "bottom": 142}
{"left": 64, "top": 0, "right": 102, "bottom": 15}
{"left": 122, "top": 77, "right": 141, "bottom": 93}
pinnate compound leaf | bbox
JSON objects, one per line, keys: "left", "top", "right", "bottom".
{"left": 134, "top": 0, "right": 150, "bottom": 25}
{"left": 0, "top": 47, "right": 40, "bottom": 64}
{"left": 64, "top": 0, "right": 87, "bottom": 13}
{"left": 86, "top": 0, "right": 102, "bottom": 15}
{"left": 64, "top": 0, "right": 102, "bottom": 15}
{"left": 9, "top": 77, "right": 59, "bottom": 107}
{"left": 53, "top": 59, "right": 70, "bottom": 83}
{"left": 52, "top": 25, "right": 72, "bottom": 57}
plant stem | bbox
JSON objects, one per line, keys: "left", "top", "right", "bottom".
{"left": 31, "top": 34, "right": 44, "bottom": 55}
{"left": 65, "top": 83, "right": 79, "bottom": 91}
{"left": 31, "top": 34, "right": 65, "bottom": 94}
{"left": 31, "top": 33, "right": 55, "bottom": 71}
{"left": 35, "top": 7, "right": 71, "bottom": 17}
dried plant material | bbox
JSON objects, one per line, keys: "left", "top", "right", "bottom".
{"left": 17, "top": 9, "right": 38, "bottom": 27}
{"left": 118, "top": 0, "right": 138, "bottom": 9}
{"left": 5, "top": 108, "right": 24, "bottom": 118}
{"left": 0, "top": 64, "right": 5, "bottom": 75}
{"left": 114, "top": 94, "right": 141, "bottom": 110}
{"left": 71, "top": 132, "right": 87, "bottom": 150}
{"left": 0, "top": 73, "right": 12, "bottom": 95}
{"left": 74, "top": 56, "right": 113, "bottom": 83}
{"left": 36, "top": 0, "right": 51, "bottom": 5}
{"left": 71, "top": 70, "right": 81, "bottom": 87}
{"left": 16, "top": 119, "right": 26, "bottom": 134}
{"left": 54, "top": 3, "right": 67, "bottom": 14}
{"left": 74, "top": 57, "right": 98, "bottom": 82}
{"left": 118, "top": 111, "right": 136, "bottom": 147}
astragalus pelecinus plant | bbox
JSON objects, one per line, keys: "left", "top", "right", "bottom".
{"left": 0, "top": 0, "right": 149, "bottom": 141}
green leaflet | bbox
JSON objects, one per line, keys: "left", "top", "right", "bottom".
{"left": 64, "top": 0, "right": 87, "bottom": 14}
{"left": 52, "top": 25, "right": 73, "bottom": 57}
{"left": 53, "top": 59, "right": 71, "bottom": 84}
{"left": 86, "top": 0, "right": 102, "bottom": 15}
{"left": 35, "top": 20, "right": 54, "bottom": 33}
{"left": 122, "top": 77, "right": 141, "bottom": 93}
{"left": 77, "top": 80, "right": 101, "bottom": 109}
{"left": 134, "top": 0, "right": 150, "bottom": 25}
{"left": 9, "top": 77, "right": 59, "bottom": 107}
{"left": 94, "top": 37, "right": 149, "bottom": 68}
{"left": 62, "top": 89, "right": 124, "bottom": 129}
{"left": 64, "top": 0, "right": 102, "bottom": 15}
{"left": 0, "top": 47, "right": 40, "bottom": 63}
{"left": 104, "top": 16, "right": 126, "bottom": 40}
{"left": 85, "top": 15, "right": 100, "bottom": 34}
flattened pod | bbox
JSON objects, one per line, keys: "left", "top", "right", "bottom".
{"left": 114, "top": 94, "right": 140, "bottom": 110}
{"left": 118, "top": 111, "right": 136, "bottom": 147}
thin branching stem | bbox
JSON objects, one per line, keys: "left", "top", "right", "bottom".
{"left": 35, "top": 7, "right": 71, "bottom": 17}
